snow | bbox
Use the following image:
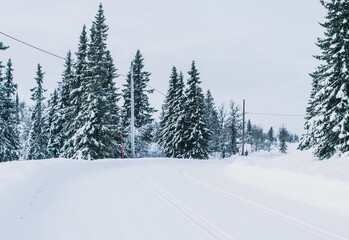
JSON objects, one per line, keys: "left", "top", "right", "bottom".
{"left": 226, "top": 144, "right": 349, "bottom": 217}
{"left": 0, "top": 147, "right": 349, "bottom": 239}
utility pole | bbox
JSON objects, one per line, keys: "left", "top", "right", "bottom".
{"left": 242, "top": 99, "right": 245, "bottom": 156}
{"left": 130, "top": 62, "right": 135, "bottom": 158}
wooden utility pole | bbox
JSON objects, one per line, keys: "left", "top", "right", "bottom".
{"left": 242, "top": 99, "right": 245, "bottom": 156}
{"left": 130, "top": 62, "right": 135, "bottom": 158}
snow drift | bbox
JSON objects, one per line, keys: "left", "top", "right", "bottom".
{"left": 226, "top": 144, "right": 349, "bottom": 216}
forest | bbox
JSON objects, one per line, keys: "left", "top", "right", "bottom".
{"left": 0, "top": 4, "right": 299, "bottom": 162}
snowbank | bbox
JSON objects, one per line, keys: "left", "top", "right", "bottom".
{"left": 226, "top": 144, "right": 349, "bottom": 216}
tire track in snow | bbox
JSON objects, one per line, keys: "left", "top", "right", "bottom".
{"left": 181, "top": 169, "right": 347, "bottom": 240}
{"left": 139, "top": 171, "right": 237, "bottom": 240}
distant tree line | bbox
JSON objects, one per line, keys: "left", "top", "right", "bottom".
{"left": 0, "top": 4, "right": 299, "bottom": 162}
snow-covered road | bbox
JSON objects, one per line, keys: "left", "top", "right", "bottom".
{"left": 1, "top": 158, "right": 348, "bottom": 240}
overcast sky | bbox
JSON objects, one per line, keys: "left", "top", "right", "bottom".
{"left": 1, "top": 0, "right": 327, "bottom": 135}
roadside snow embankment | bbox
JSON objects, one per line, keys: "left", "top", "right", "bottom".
{"left": 226, "top": 145, "right": 349, "bottom": 216}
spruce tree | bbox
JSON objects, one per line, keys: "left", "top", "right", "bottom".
{"left": 103, "top": 50, "right": 121, "bottom": 158}
{"left": 278, "top": 127, "right": 288, "bottom": 154}
{"left": 27, "top": 64, "right": 47, "bottom": 160}
{"left": 251, "top": 124, "right": 267, "bottom": 152}
{"left": 46, "top": 89, "right": 63, "bottom": 158}
{"left": 159, "top": 66, "right": 179, "bottom": 157}
{"left": 183, "top": 61, "right": 210, "bottom": 159}
{"left": 267, "top": 126, "right": 275, "bottom": 152}
{"left": 0, "top": 59, "right": 20, "bottom": 161}
{"left": 18, "top": 101, "right": 32, "bottom": 159}
{"left": 300, "top": 0, "right": 349, "bottom": 159}
{"left": 298, "top": 74, "right": 321, "bottom": 150}
{"left": 121, "top": 50, "right": 155, "bottom": 157}
{"left": 217, "top": 104, "right": 229, "bottom": 158}
{"left": 72, "top": 4, "right": 120, "bottom": 160}
{"left": 63, "top": 25, "right": 88, "bottom": 158}
{"left": 0, "top": 41, "right": 8, "bottom": 161}
{"left": 204, "top": 90, "right": 220, "bottom": 154}
{"left": 122, "top": 50, "right": 155, "bottom": 128}
{"left": 228, "top": 101, "right": 241, "bottom": 155}
{"left": 47, "top": 51, "right": 74, "bottom": 158}
{"left": 60, "top": 51, "right": 74, "bottom": 130}
{"left": 171, "top": 71, "right": 187, "bottom": 158}
{"left": 246, "top": 119, "right": 252, "bottom": 145}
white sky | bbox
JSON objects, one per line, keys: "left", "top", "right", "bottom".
{"left": 0, "top": 0, "right": 326, "bottom": 135}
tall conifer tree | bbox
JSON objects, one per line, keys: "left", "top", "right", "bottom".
{"left": 300, "top": 0, "right": 349, "bottom": 159}
{"left": 46, "top": 89, "right": 61, "bottom": 158}
{"left": 183, "top": 61, "right": 210, "bottom": 159}
{"left": 0, "top": 41, "right": 8, "bottom": 161}
{"left": 63, "top": 25, "right": 88, "bottom": 158}
{"left": 159, "top": 66, "right": 179, "bottom": 157}
{"left": 122, "top": 50, "right": 155, "bottom": 128}
{"left": 121, "top": 50, "right": 155, "bottom": 157}
{"left": 0, "top": 59, "right": 20, "bottom": 161}
{"left": 266, "top": 126, "right": 275, "bottom": 152}
{"left": 171, "top": 71, "right": 187, "bottom": 158}
{"left": 47, "top": 51, "right": 74, "bottom": 158}
{"left": 204, "top": 90, "right": 220, "bottom": 154}
{"left": 279, "top": 127, "right": 288, "bottom": 154}
{"left": 27, "top": 64, "right": 47, "bottom": 160}
{"left": 228, "top": 101, "right": 241, "bottom": 155}
{"left": 217, "top": 104, "right": 229, "bottom": 158}
{"left": 72, "top": 4, "right": 120, "bottom": 160}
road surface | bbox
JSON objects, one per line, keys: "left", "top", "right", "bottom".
{"left": 1, "top": 159, "right": 348, "bottom": 240}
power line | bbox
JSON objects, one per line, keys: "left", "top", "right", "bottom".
{"left": 246, "top": 112, "right": 305, "bottom": 117}
{"left": 0, "top": 31, "right": 66, "bottom": 60}
{"left": 118, "top": 74, "right": 166, "bottom": 96}
{"left": 1, "top": 31, "right": 167, "bottom": 97}
{"left": 146, "top": 83, "right": 166, "bottom": 96}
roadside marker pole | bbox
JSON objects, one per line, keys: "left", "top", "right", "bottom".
{"left": 242, "top": 99, "right": 245, "bottom": 156}
{"left": 121, "top": 133, "right": 124, "bottom": 159}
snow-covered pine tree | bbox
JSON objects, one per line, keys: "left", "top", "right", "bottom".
{"left": 251, "top": 124, "right": 267, "bottom": 151}
{"left": 121, "top": 50, "right": 155, "bottom": 157}
{"left": 27, "top": 64, "right": 48, "bottom": 160}
{"left": 204, "top": 90, "right": 220, "bottom": 154}
{"left": 300, "top": 0, "right": 349, "bottom": 159}
{"left": 159, "top": 66, "right": 179, "bottom": 157}
{"left": 47, "top": 51, "right": 74, "bottom": 158}
{"left": 183, "top": 61, "right": 210, "bottom": 159}
{"left": 103, "top": 50, "right": 121, "bottom": 158}
{"left": 246, "top": 119, "right": 252, "bottom": 145}
{"left": 59, "top": 50, "right": 74, "bottom": 137}
{"left": 171, "top": 71, "right": 187, "bottom": 158}
{"left": 72, "top": 4, "right": 120, "bottom": 160}
{"left": 46, "top": 89, "right": 61, "bottom": 158}
{"left": 267, "top": 126, "right": 275, "bottom": 152}
{"left": 217, "top": 104, "right": 229, "bottom": 158}
{"left": 298, "top": 73, "right": 321, "bottom": 150}
{"left": 18, "top": 101, "right": 31, "bottom": 159}
{"left": 63, "top": 25, "right": 88, "bottom": 158}
{"left": 0, "top": 59, "right": 20, "bottom": 162}
{"left": 278, "top": 127, "right": 288, "bottom": 154}
{"left": 228, "top": 101, "right": 241, "bottom": 155}
{"left": 0, "top": 41, "right": 7, "bottom": 162}
{"left": 122, "top": 50, "right": 155, "bottom": 127}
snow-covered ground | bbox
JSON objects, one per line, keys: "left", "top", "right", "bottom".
{"left": 226, "top": 144, "right": 349, "bottom": 217}
{"left": 0, "top": 145, "right": 348, "bottom": 240}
